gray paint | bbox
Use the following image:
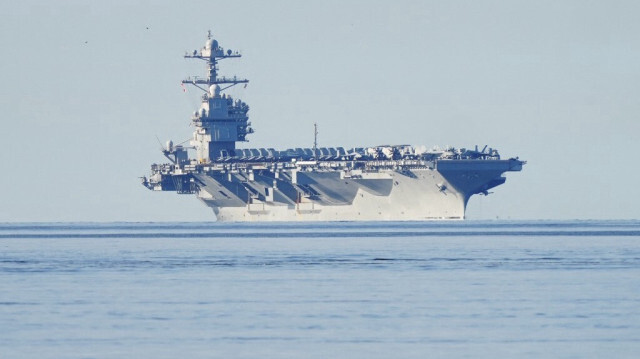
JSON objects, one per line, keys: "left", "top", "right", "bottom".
{"left": 142, "top": 32, "right": 524, "bottom": 221}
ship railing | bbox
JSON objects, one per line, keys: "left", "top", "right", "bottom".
{"left": 182, "top": 76, "right": 249, "bottom": 85}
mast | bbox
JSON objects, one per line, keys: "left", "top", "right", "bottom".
{"left": 182, "top": 30, "right": 249, "bottom": 90}
{"left": 185, "top": 31, "right": 253, "bottom": 163}
{"left": 313, "top": 123, "right": 318, "bottom": 160}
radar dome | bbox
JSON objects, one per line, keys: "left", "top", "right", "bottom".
{"left": 209, "top": 84, "right": 221, "bottom": 97}
{"left": 205, "top": 39, "right": 218, "bottom": 49}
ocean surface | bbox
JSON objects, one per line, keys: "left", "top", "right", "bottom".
{"left": 1, "top": 220, "right": 639, "bottom": 358}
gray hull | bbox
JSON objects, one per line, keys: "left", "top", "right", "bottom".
{"left": 142, "top": 33, "right": 525, "bottom": 221}
{"left": 191, "top": 159, "right": 521, "bottom": 222}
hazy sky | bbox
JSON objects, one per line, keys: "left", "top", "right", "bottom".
{"left": 1, "top": 0, "right": 639, "bottom": 221}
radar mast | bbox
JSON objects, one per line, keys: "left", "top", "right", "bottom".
{"left": 184, "top": 31, "right": 252, "bottom": 163}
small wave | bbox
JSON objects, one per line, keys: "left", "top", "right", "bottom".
{"left": 1, "top": 229, "right": 639, "bottom": 239}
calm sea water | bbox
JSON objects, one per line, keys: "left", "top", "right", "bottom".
{"left": 1, "top": 221, "right": 639, "bottom": 358}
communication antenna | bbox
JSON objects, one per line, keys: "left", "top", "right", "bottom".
{"left": 313, "top": 123, "right": 318, "bottom": 160}
{"left": 155, "top": 135, "right": 166, "bottom": 151}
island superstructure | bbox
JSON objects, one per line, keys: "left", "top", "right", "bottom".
{"left": 142, "top": 32, "right": 525, "bottom": 221}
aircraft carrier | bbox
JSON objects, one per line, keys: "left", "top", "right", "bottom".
{"left": 142, "top": 32, "right": 525, "bottom": 221}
